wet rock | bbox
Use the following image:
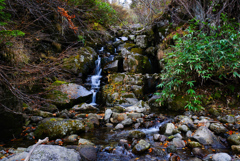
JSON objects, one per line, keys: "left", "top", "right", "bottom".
{"left": 77, "top": 145, "right": 97, "bottom": 161}
{"left": 198, "top": 119, "right": 210, "bottom": 128}
{"left": 192, "top": 147, "right": 208, "bottom": 158}
{"left": 132, "top": 139, "right": 150, "bottom": 154}
{"left": 72, "top": 103, "right": 98, "bottom": 113}
{"left": 123, "top": 53, "right": 151, "bottom": 73}
{"left": 78, "top": 138, "right": 94, "bottom": 146}
{"left": 169, "top": 154, "right": 181, "bottom": 161}
{"left": 227, "top": 134, "right": 240, "bottom": 145}
{"left": 212, "top": 153, "right": 231, "bottom": 161}
{"left": 172, "top": 138, "right": 185, "bottom": 148}
{"left": 121, "top": 118, "right": 133, "bottom": 126}
{"left": 209, "top": 123, "right": 228, "bottom": 134}
{"left": 159, "top": 135, "right": 167, "bottom": 142}
{"left": 34, "top": 118, "right": 91, "bottom": 139}
{"left": 188, "top": 141, "right": 202, "bottom": 148}
{"left": 144, "top": 121, "right": 153, "bottom": 128}
{"left": 7, "top": 145, "right": 81, "bottom": 161}
{"left": 193, "top": 126, "right": 226, "bottom": 148}
{"left": 87, "top": 114, "right": 100, "bottom": 127}
{"left": 125, "top": 100, "right": 151, "bottom": 113}
{"left": 112, "top": 106, "right": 125, "bottom": 113}
{"left": 103, "top": 60, "right": 119, "bottom": 73}
{"left": 159, "top": 123, "right": 175, "bottom": 135}
{"left": 115, "top": 123, "right": 124, "bottom": 130}
{"left": 30, "top": 116, "right": 43, "bottom": 122}
{"left": 231, "top": 145, "right": 240, "bottom": 153}
{"left": 128, "top": 35, "right": 135, "bottom": 41}
{"left": 152, "top": 147, "right": 167, "bottom": 158}
{"left": 220, "top": 115, "right": 235, "bottom": 124}
{"left": 104, "top": 109, "right": 112, "bottom": 122}
{"left": 62, "top": 46, "right": 97, "bottom": 75}
{"left": 180, "top": 117, "right": 194, "bottom": 126}
{"left": 186, "top": 131, "right": 193, "bottom": 138}
{"left": 63, "top": 134, "right": 78, "bottom": 144}
{"left": 127, "top": 113, "right": 142, "bottom": 120}
{"left": 178, "top": 125, "right": 189, "bottom": 132}
{"left": 111, "top": 113, "right": 128, "bottom": 123}
{"left": 134, "top": 122, "right": 141, "bottom": 129}
{"left": 209, "top": 107, "right": 220, "bottom": 117}
{"left": 128, "top": 131, "right": 146, "bottom": 140}
{"left": 153, "top": 134, "right": 160, "bottom": 141}
{"left": 187, "top": 157, "right": 202, "bottom": 161}
{"left": 134, "top": 35, "right": 147, "bottom": 48}
{"left": 167, "top": 144, "right": 177, "bottom": 153}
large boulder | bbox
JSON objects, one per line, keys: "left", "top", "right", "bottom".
{"left": 34, "top": 118, "right": 93, "bottom": 139}
{"left": 62, "top": 47, "right": 98, "bottom": 76}
{"left": 46, "top": 82, "right": 92, "bottom": 108}
{"left": 7, "top": 145, "right": 81, "bottom": 161}
{"left": 125, "top": 100, "right": 151, "bottom": 113}
{"left": 192, "top": 126, "right": 226, "bottom": 148}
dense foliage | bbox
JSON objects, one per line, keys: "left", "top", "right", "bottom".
{"left": 0, "top": 0, "right": 24, "bottom": 45}
{"left": 156, "top": 15, "right": 240, "bottom": 111}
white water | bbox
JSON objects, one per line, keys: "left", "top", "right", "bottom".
{"left": 90, "top": 55, "right": 102, "bottom": 105}
{"left": 140, "top": 119, "right": 172, "bottom": 134}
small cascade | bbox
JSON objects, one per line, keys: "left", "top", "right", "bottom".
{"left": 90, "top": 55, "right": 102, "bottom": 105}
{"left": 140, "top": 119, "right": 172, "bottom": 134}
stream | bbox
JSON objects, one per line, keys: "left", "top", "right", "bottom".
{"left": 1, "top": 34, "right": 238, "bottom": 161}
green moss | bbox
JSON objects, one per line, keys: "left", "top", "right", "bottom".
{"left": 131, "top": 48, "right": 143, "bottom": 55}
{"left": 124, "top": 43, "right": 136, "bottom": 49}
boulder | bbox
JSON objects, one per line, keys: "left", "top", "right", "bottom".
{"left": 159, "top": 123, "right": 175, "bottom": 135}
{"left": 128, "top": 131, "right": 146, "bottom": 140}
{"left": 219, "top": 115, "right": 235, "bottom": 124}
{"left": 231, "top": 145, "right": 240, "bottom": 153}
{"left": 193, "top": 126, "right": 226, "bottom": 148}
{"left": 227, "top": 134, "right": 240, "bottom": 145}
{"left": 34, "top": 118, "right": 93, "bottom": 139}
{"left": 72, "top": 103, "right": 98, "bottom": 113}
{"left": 209, "top": 123, "right": 228, "bottom": 134}
{"left": 62, "top": 47, "right": 97, "bottom": 75}
{"left": 7, "top": 145, "right": 81, "bottom": 161}
{"left": 172, "top": 138, "right": 185, "bottom": 148}
{"left": 123, "top": 53, "right": 151, "bottom": 74}
{"left": 104, "top": 109, "right": 113, "bottom": 122}
{"left": 125, "top": 100, "right": 150, "bottom": 113}
{"left": 78, "top": 138, "right": 94, "bottom": 146}
{"left": 77, "top": 145, "right": 97, "bottom": 161}
{"left": 132, "top": 139, "right": 150, "bottom": 154}
{"left": 46, "top": 82, "right": 92, "bottom": 108}
{"left": 134, "top": 35, "right": 148, "bottom": 48}
{"left": 212, "top": 153, "right": 231, "bottom": 161}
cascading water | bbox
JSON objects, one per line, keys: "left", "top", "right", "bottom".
{"left": 90, "top": 55, "right": 102, "bottom": 105}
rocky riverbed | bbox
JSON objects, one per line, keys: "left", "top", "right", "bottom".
{"left": 1, "top": 25, "right": 240, "bottom": 161}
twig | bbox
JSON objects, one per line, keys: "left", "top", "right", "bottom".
{"left": 24, "top": 137, "right": 49, "bottom": 161}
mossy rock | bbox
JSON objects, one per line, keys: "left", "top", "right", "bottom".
{"left": 131, "top": 48, "right": 143, "bottom": 55}
{"left": 167, "top": 95, "right": 189, "bottom": 111}
{"left": 123, "top": 43, "right": 136, "bottom": 49}
{"left": 34, "top": 118, "right": 92, "bottom": 139}
{"left": 62, "top": 47, "right": 97, "bottom": 75}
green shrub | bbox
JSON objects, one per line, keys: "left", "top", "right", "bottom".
{"left": 156, "top": 14, "right": 240, "bottom": 111}
{"left": 0, "top": 0, "right": 25, "bottom": 45}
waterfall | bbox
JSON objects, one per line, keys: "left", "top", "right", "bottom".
{"left": 90, "top": 55, "right": 102, "bottom": 105}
